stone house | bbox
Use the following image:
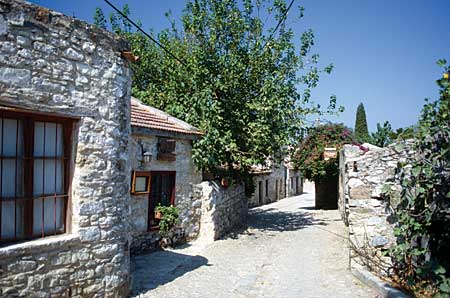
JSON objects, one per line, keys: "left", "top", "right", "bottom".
{"left": 250, "top": 165, "right": 275, "bottom": 208}
{"left": 128, "top": 98, "right": 203, "bottom": 253}
{"left": 0, "top": 0, "right": 132, "bottom": 296}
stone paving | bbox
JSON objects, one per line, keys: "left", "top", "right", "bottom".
{"left": 131, "top": 192, "right": 379, "bottom": 297}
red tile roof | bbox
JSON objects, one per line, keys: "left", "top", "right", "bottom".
{"left": 131, "top": 98, "right": 203, "bottom": 137}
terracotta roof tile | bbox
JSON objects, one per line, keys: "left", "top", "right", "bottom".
{"left": 131, "top": 97, "right": 203, "bottom": 136}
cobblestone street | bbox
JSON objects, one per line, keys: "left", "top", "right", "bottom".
{"left": 131, "top": 193, "right": 378, "bottom": 297}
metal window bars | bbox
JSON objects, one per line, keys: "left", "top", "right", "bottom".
{"left": 0, "top": 113, "right": 71, "bottom": 244}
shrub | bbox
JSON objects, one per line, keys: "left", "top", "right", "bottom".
{"left": 371, "top": 121, "right": 394, "bottom": 147}
{"left": 293, "top": 123, "right": 353, "bottom": 183}
{"left": 155, "top": 204, "right": 179, "bottom": 237}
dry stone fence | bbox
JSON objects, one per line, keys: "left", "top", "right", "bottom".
{"left": 339, "top": 141, "right": 416, "bottom": 273}
{"left": 196, "top": 181, "right": 248, "bottom": 242}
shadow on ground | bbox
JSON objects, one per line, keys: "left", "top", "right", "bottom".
{"left": 131, "top": 250, "right": 209, "bottom": 295}
{"left": 222, "top": 206, "right": 328, "bottom": 240}
{"left": 248, "top": 208, "right": 327, "bottom": 232}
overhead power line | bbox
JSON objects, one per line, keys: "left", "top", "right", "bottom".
{"left": 105, "top": 0, "right": 295, "bottom": 62}
{"left": 103, "top": 0, "right": 296, "bottom": 99}
{"left": 262, "top": 0, "right": 295, "bottom": 49}
{"left": 103, "top": 0, "right": 187, "bottom": 67}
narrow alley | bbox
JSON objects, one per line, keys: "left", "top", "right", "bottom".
{"left": 131, "top": 193, "right": 377, "bottom": 297}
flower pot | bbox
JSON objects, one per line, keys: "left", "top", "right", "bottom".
{"left": 221, "top": 178, "right": 229, "bottom": 188}
{"left": 154, "top": 211, "right": 163, "bottom": 220}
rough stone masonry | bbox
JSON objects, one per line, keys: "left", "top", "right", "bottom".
{"left": 339, "top": 141, "right": 416, "bottom": 273}
{"left": 0, "top": 0, "right": 132, "bottom": 297}
{"left": 196, "top": 181, "right": 248, "bottom": 242}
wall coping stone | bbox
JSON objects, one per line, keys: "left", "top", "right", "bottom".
{"left": 0, "top": 234, "right": 80, "bottom": 260}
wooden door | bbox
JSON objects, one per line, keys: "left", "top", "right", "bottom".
{"left": 148, "top": 171, "right": 176, "bottom": 230}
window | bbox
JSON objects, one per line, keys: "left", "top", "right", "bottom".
{"left": 265, "top": 180, "right": 268, "bottom": 197}
{"left": 148, "top": 171, "right": 175, "bottom": 229}
{"left": 131, "top": 171, "right": 151, "bottom": 194}
{"left": 280, "top": 179, "right": 283, "bottom": 196}
{"left": 0, "top": 110, "right": 73, "bottom": 244}
{"left": 258, "top": 181, "right": 263, "bottom": 205}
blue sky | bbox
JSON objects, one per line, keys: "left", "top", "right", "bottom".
{"left": 30, "top": 0, "right": 450, "bottom": 132}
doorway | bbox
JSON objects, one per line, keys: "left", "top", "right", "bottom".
{"left": 258, "top": 181, "right": 263, "bottom": 205}
{"left": 148, "top": 171, "right": 176, "bottom": 229}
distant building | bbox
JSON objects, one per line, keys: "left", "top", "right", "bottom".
{"left": 249, "top": 158, "right": 303, "bottom": 208}
{"left": 285, "top": 158, "right": 303, "bottom": 198}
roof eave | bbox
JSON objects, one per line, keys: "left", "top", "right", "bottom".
{"left": 131, "top": 125, "right": 202, "bottom": 141}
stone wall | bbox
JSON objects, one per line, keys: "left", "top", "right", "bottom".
{"left": 0, "top": 1, "right": 131, "bottom": 296}
{"left": 339, "top": 141, "right": 415, "bottom": 270}
{"left": 129, "top": 134, "right": 202, "bottom": 254}
{"left": 196, "top": 181, "right": 248, "bottom": 242}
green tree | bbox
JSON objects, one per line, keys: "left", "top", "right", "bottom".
{"left": 393, "top": 125, "right": 418, "bottom": 141}
{"left": 100, "top": 0, "right": 340, "bottom": 191}
{"left": 108, "top": 4, "right": 132, "bottom": 34}
{"left": 354, "top": 102, "right": 369, "bottom": 142}
{"left": 370, "top": 121, "right": 393, "bottom": 147}
{"left": 93, "top": 7, "right": 107, "bottom": 29}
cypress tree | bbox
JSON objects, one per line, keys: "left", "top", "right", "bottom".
{"left": 354, "top": 103, "right": 369, "bottom": 142}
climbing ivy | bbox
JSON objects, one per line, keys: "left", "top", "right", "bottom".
{"left": 385, "top": 60, "right": 450, "bottom": 297}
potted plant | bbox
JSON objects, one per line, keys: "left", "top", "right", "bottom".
{"left": 154, "top": 210, "right": 163, "bottom": 220}
{"left": 220, "top": 177, "right": 229, "bottom": 188}
{"left": 154, "top": 204, "right": 179, "bottom": 237}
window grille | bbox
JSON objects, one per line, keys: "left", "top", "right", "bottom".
{"left": 0, "top": 111, "right": 73, "bottom": 244}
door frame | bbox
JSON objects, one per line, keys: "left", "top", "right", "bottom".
{"left": 147, "top": 171, "right": 176, "bottom": 231}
